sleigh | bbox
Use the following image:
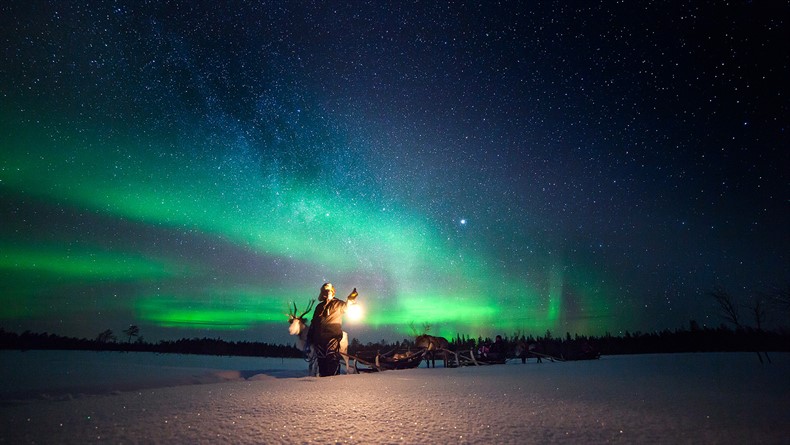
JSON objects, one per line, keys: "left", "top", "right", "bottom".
{"left": 440, "top": 349, "right": 507, "bottom": 366}
{"left": 340, "top": 348, "right": 429, "bottom": 372}
{"left": 342, "top": 347, "right": 512, "bottom": 372}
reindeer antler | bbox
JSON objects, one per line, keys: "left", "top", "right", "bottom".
{"left": 286, "top": 300, "right": 316, "bottom": 320}
{"left": 299, "top": 299, "right": 316, "bottom": 319}
{"left": 286, "top": 302, "right": 297, "bottom": 319}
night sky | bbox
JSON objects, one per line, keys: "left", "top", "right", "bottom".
{"left": 2, "top": 1, "right": 788, "bottom": 345}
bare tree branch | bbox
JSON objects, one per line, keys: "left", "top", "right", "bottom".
{"left": 746, "top": 297, "right": 766, "bottom": 331}
{"left": 710, "top": 286, "right": 741, "bottom": 328}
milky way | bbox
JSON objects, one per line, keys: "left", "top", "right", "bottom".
{"left": 1, "top": 1, "right": 787, "bottom": 343}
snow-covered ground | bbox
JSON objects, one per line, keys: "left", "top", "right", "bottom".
{"left": 1, "top": 351, "right": 788, "bottom": 444}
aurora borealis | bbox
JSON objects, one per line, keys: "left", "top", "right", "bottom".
{"left": 1, "top": 2, "right": 788, "bottom": 344}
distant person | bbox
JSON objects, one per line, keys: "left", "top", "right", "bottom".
{"left": 307, "top": 283, "right": 358, "bottom": 376}
{"left": 478, "top": 341, "right": 490, "bottom": 358}
{"left": 529, "top": 341, "right": 542, "bottom": 363}
{"left": 488, "top": 335, "right": 506, "bottom": 361}
{"left": 516, "top": 339, "right": 529, "bottom": 364}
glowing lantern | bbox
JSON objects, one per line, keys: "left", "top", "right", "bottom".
{"left": 346, "top": 302, "right": 363, "bottom": 322}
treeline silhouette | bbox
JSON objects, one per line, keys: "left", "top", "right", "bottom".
{"left": 0, "top": 328, "right": 302, "bottom": 358}
{"left": 441, "top": 325, "right": 788, "bottom": 360}
{"left": 2, "top": 324, "right": 788, "bottom": 359}
{"left": 348, "top": 325, "right": 789, "bottom": 360}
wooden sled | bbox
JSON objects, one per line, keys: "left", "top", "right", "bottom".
{"left": 339, "top": 347, "right": 527, "bottom": 372}
{"left": 340, "top": 348, "right": 429, "bottom": 373}
{"left": 437, "top": 349, "right": 507, "bottom": 367}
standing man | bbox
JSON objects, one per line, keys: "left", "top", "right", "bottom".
{"left": 308, "top": 283, "right": 358, "bottom": 376}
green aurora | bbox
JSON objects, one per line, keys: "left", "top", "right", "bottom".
{"left": 1, "top": 117, "right": 616, "bottom": 342}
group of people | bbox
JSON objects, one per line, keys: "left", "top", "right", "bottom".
{"left": 477, "top": 335, "right": 508, "bottom": 362}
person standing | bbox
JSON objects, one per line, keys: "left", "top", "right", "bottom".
{"left": 489, "top": 334, "right": 506, "bottom": 362}
{"left": 308, "top": 283, "right": 358, "bottom": 376}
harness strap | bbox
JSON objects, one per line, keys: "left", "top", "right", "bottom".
{"left": 312, "top": 337, "right": 341, "bottom": 359}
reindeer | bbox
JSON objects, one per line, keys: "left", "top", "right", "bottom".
{"left": 287, "top": 300, "right": 351, "bottom": 376}
{"left": 415, "top": 334, "right": 451, "bottom": 368}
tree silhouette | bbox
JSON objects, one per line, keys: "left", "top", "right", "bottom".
{"left": 746, "top": 297, "right": 767, "bottom": 331}
{"left": 710, "top": 286, "right": 771, "bottom": 363}
{"left": 123, "top": 325, "right": 140, "bottom": 343}
{"left": 96, "top": 329, "right": 116, "bottom": 343}
{"left": 711, "top": 286, "right": 740, "bottom": 327}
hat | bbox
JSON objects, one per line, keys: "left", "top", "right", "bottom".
{"left": 318, "top": 282, "right": 334, "bottom": 301}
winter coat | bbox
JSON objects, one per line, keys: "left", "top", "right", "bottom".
{"left": 309, "top": 298, "right": 348, "bottom": 345}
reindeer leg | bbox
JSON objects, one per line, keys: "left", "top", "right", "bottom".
{"left": 340, "top": 331, "right": 351, "bottom": 374}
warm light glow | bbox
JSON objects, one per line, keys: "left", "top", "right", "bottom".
{"left": 346, "top": 303, "right": 363, "bottom": 322}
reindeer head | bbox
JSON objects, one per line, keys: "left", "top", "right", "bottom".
{"left": 287, "top": 300, "right": 315, "bottom": 336}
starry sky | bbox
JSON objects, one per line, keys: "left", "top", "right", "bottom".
{"left": 1, "top": 1, "right": 788, "bottom": 345}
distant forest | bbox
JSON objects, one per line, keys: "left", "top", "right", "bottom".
{"left": 2, "top": 323, "right": 788, "bottom": 360}
{"left": 0, "top": 327, "right": 303, "bottom": 357}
